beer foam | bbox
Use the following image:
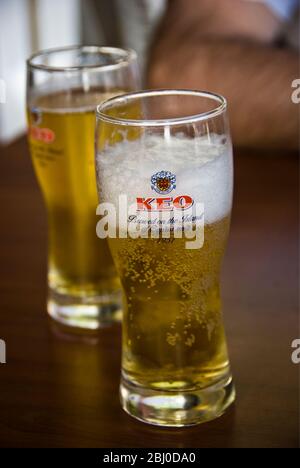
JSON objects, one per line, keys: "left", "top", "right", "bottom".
{"left": 96, "top": 134, "right": 233, "bottom": 224}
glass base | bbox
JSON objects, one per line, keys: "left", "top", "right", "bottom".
{"left": 120, "top": 373, "right": 235, "bottom": 427}
{"left": 47, "top": 288, "right": 122, "bottom": 330}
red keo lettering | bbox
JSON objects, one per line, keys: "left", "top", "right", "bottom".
{"left": 156, "top": 198, "right": 173, "bottom": 210}
{"left": 136, "top": 196, "right": 194, "bottom": 211}
{"left": 173, "top": 195, "right": 193, "bottom": 210}
{"left": 136, "top": 198, "right": 156, "bottom": 211}
{"left": 29, "top": 126, "right": 55, "bottom": 143}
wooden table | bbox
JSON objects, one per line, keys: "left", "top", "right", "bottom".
{"left": 0, "top": 138, "right": 298, "bottom": 448}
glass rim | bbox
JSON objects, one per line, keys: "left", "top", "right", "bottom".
{"left": 27, "top": 45, "right": 137, "bottom": 72}
{"left": 96, "top": 89, "right": 227, "bottom": 127}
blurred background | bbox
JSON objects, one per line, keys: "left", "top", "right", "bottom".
{"left": 0, "top": 0, "right": 165, "bottom": 143}
{"left": 0, "top": 0, "right": 299, "bottom": 146}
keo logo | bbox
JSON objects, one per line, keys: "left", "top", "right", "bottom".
{"left": 137, "top": 195, "right": 194, "bottom": 211}
{"left": 139, "top": 170, "right": 193, "bottom": 210}
{"left": 29, "top": 126, "right": 55, "bottom": 143}
{"left": 151, "top": 171, "right": 176, "bottom": 194}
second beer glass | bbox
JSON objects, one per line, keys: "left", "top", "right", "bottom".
{"left": 27, "top": 46, "right": 139, "bottom": 329}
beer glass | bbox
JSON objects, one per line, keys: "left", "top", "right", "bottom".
{"left": 96, "top": 90, "right": 235, "bottom": 426}
{"left": 27, "top": 46, "right": 139, "bottom": 329}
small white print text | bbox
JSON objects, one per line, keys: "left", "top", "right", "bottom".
{"left": 103, "top": 452, "right": 196, "bottom": 465}
{"left": 96, "top": 195, "right": 205, "bottom": 250}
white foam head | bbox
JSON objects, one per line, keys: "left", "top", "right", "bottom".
{"left": 96, "top": 133, "right": 233, "bottom": 225}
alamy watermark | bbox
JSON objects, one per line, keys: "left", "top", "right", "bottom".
{"left": 96, "top": 195, "right": 205, "bottom": 249}
{"left": 0, "top": 78, "right": 6, "bottom": 104}
{"left": 291, "top": 339, "right": 300, "bottom": 364}
{"left": 0, "top": 339, "right": 6, "bottom": 364}
{"left": 289, "top": 81, "right": 300, "bottom": 365}
{"left": 291, "top": 79, "right": 300, "bottom": 104}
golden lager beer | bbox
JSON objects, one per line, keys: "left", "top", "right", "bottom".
{"left": 108, "top": 217, "right": 230, "bottom": 390}
{"left": 96, "top": 89, "right": 235, "bottom": 426}
{"left": 28, "top": 89, "right": 120, "bottom": 299}
{"left": 27, "top": 46, "right": 139, "bottom": 328}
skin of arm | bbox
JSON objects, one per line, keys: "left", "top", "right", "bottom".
{"left": 147, "top": 0, "right": 299, "bottom": 149}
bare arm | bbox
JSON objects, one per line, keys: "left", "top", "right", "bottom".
{"left": 147, "top": 0, "right": 299, "bottom": 149}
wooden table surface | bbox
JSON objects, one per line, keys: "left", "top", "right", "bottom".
{"left": 0, "top": 138, "right": 298, "bottom": 448}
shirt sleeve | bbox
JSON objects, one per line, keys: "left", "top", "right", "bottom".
{"left": 263, "top": 0, "right": 299, "bottom": 20}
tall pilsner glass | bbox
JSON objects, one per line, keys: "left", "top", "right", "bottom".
{"left": 27, "top": 46, "right": 139, "bottom": 329}
{"left": 96, "top": 90, "right": 235, "bottom": 426}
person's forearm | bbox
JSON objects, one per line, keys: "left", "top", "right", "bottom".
{"left": 147, "top": 39, "right": 298, "bottom": 149}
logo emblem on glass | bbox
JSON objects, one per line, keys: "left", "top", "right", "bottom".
{"left": 151, "top": 171, "right": 176, "bottom": 195}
